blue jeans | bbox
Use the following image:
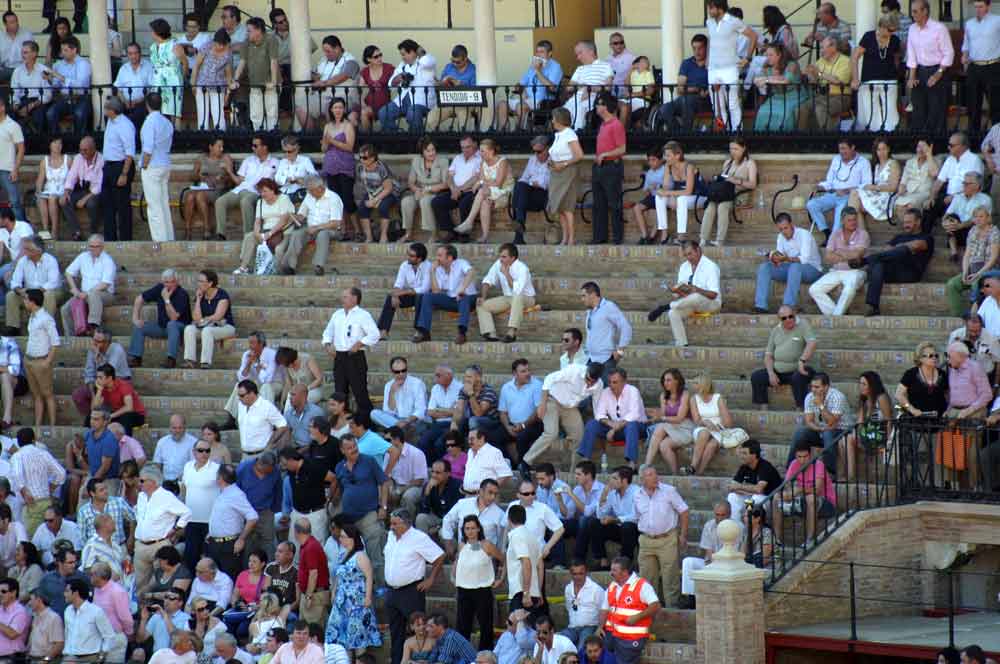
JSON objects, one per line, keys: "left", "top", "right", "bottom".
{"left": 128, "top": 320, "right": 184, "bottom": 359}
{"left": 0, "top": 262, "right": 13, "bottom": 298}
{"left": 415, "top": 292, "right": 476, "bottom": 333}
{"left": 46, "top": 95, "right": 92, "bottom": 135}
{"left": 559, "top": 625, "right": 597, "bottom": 650}
{"left": 806, "top": 192, "right": 849, "bottom": 232}
{"left": 357, "top": 193, "right": 400, "bottom": 220}
{"left": 789, "top": 426, "right": 844, "bottom": 477}
{"left": 754, "top": 261, "right": 822, "bottom": 309}
{"left": 0, "top": 170, "right": 25, "bottom": 221}
{"left": 577, "top": 420, "right": 643, "bottom": 463}
{"left": 378, "top": 96, "right": 429, "bottom": 133}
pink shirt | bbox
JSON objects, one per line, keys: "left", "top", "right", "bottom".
{"left": 634, "top": 482, "right": 688, "bottom": 535}
{"left": 606, "top": 48, "right": 636, "bottom": 92}
{"left": 63, "top": 151, "right": 105, "bottom": 195}
{"left": 826, "top": 227, "right": 871, "bottom": 270}
{"left": 446, "top": 450, "right": 467, "bottom": 482}
{"left": 272, "top": 641, "right": 326, "bottom": 664}
{"left": 906, "top": 19, "right": 954, "bottom": 69}
{"left": 234, "top": 570, "right": 266, "bottom": 605}
{"left": 594, "top": 384, "right": 646, "bottom": 423}
{"left": 785, "top": 459, "right": 837, "bottom": 506}
{"left": 0, "top": 600, "right": 28, "bottom": 655}
{"left": 385, "top": 442, "right": 428, "bottom": 486}
{"left": 947, "top": 357, "right": 992, "bottom": 411}
{"left": 119, "top": 435, "right": 147, "bottom": 464}
{"left": 93, "top": 580, "right": 134, "bottom": 636}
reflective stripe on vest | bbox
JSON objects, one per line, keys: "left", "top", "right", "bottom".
{"left": 604, "top": 576, "right": 652, "bottom": 638}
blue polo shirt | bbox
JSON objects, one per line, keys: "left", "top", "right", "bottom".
{"left": 679, "top": 56, "right": 708, "bottom": 90}
{"left": 498, "top": 377, "right": 543, "bottom": 425}
{"left": 85, "top": 428, "right": 120, "bottom": 478}
{"left": 236, "top": 458, "right": 283, "bottom": 513}
{"left": 335, "top": 454, "right": 386, "bottom": 521}
{"left": 357, "top": 430, "right": 391, "bottom": 467}
{"left": 440, "top": 61, "right": 477, "bottom": 87}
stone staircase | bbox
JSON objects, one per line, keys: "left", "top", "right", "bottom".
{"left": 2, "top": 151, "right": 959, "bottom": 661}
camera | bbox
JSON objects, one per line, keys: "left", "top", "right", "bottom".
{"left": 147, "top": 599, "right": 164, "bottom": 610}
{"left": 398, "top": 72, "right": 414, "bottom": 88}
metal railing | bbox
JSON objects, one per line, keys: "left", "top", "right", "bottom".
{"left": 749, "top": 416, "right": 1000, "bottom": 589}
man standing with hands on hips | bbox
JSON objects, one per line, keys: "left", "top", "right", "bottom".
{"left": 322, "top": 287, "right": 380, "bottom": 417}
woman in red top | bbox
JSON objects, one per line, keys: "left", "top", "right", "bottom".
{"left": 359, "top": 44, "right": 395, "bottom": 131}
{"left": 92, "top": 363, "right": 146, "bottom": 435}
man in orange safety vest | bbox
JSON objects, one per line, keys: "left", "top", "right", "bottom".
{"left": 593, "top": 556, "right": 661, "bottom": 664}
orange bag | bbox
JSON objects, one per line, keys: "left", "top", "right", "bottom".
{"left": 936, "top": 426, "right": 973, "bottom": 471}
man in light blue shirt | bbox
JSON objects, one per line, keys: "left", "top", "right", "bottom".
{"left": 99, "top": 97, "right": 136, "bottom": 242}
{"left": 371, "top": 356, "right": 428, "bottom": 432}
{"left": 46, "top": 35, "right": 91, "bottom": 133}
{"left": 580, "top": 465, "right": 638, "bottom": 569}
{"left": 140, "top": 92, "right": 175, "bottom": 242}
{"left": 427, "top": 44, "right": 477, "bottom": 132}
{"left": 498, "top": 358, "right": 543, "bottom": 476}
{"left": 350, "top": 412, "right": 399, "bottom": 472}
{"left": 563, "top": 460, "right": 605, "bottom": 565}
{"left": 493, "top": 608, "right": 536, "bottom": 664}
{"left": 497, "top": 39, "right": 564, "bottom": 130}
{"left": 284, "top": 384, "right": 324, "bottom": 447}
{"left": 581, "top": 281, "right": 632, "bottom": 379}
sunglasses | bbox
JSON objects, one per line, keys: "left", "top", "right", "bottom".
{"left": 922, "top": 352, "right": 939, "bottom": 359}
{"left": 392, "top": 368, "right": 407, "bottom": 374}
{"left": 779, "top": 315, "right": 795, "bottom": 321}
{"left": 165, "top": 595, "right": 181, "bottom": 601}
{"left": 372, "top": 53, "right": 383, "bottom": 59}
{"left": 519, "top": 491, "right": 535, "bottom": 496}
{"left": 195, "top": 605, "right": 209, "bottom": 611}
{"left": 610, "top": 40, "right": 624, "bottom": 45}
{"left": 195, "top": 448, "right": 211, "bottom": 453}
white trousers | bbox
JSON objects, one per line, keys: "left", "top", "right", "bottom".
{"left": 564, "top": 92, "right": 596, "bottom": 130}
{"left": 183, "top": 323, "right": 237, "bottom": 365}
{"left": 142, "top": 166, "right": 173, "bottom": 242}
{"left": 855, "top": 81, "right": 899, "bottom": 132}
{"left": 681, "top": 556, "right": 706, "bottom": 595}
{"left": 708, "top": 67, "right": 742, "bottom": 130}
{"left": 655, "top": 194, "right": 703, "bottom": 233}
{"left": 726, "top": 491, "right": 768, "bottom": 521}
{"left": 667, "top": 293, "right": 722, "bottom": 346}
{"left": 194, "top": 87, "right": 227, "bottom": 130}
{"left": 808, "top": 269, "right": 866, "bottom": 316}
{"left": 250, "top": 87, "right": 279, "bottom": 131}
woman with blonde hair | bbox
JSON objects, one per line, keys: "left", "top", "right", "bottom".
{"left": 547, "top": 107, "right": 584, "bottom": 245}
{"left": 893, "top": 138, "right": 939, "bottom": 218}
{"left": 453, "top": 138, "right": 514, "bottom": 244}
{"left": 688, "top": 372, "right": 734, "bottom": 475}
{"left": 895, "top": 341, "right": 947, "bottom": 418}
{"left": 247, "top": 592, "right": 285, "bottom": 655}
{"left": 644, "top": 369, "right": 695, "bottom": 473}
{"left": 654, "top": 141, "right": 707, "bottom": 245}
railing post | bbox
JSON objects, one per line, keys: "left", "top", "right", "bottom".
{"left": 364, "top": 0, "right": 371, "bottom": 28}
{"left": 446, "top": 0, "right": 453, "bottom": 28}
{"left": 533, "top": 0, "right": 540, "bottom": 27}
{"left": 947, "top": 568, "right": 955, "bottom": 649}
{"left": 849, "top": 562, "right": 858, "bottom": 642}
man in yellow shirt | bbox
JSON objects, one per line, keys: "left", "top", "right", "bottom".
{"left": 801, "top": 37, "right": 853, "bottom": 129}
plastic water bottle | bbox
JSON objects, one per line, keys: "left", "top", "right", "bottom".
{"left": 757, "top": 189, "right": 766, "bottom": 209}
{"left": 600, "top": 453, "right": 608, "bottom": 475}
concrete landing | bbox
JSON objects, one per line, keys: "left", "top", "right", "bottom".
{"left": 771, "top": 612, "right": 1000, "bottom": 652}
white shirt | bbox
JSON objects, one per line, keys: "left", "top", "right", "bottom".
{"left": 298, "top": 189, "right": 344, "bottom": 227}
{"left": 383, "top": 525, "right": 444, "bottom": 588}
{"left": 64, "top": 601, "right": 116, "bottom": 656}
{"left": 389, "top": 53, "right": 437, "bottom": 107}
{"left": 0, "top": 520, "right": 26, "bottom": 568}
{"left": 549, "top": 127, "right": 579, "bottom": 162}
{"left": 26, "top": 309, "right": 60, "bottom": 357}
{"left": 321, "top": 306, "right": 380, "bottom": 351}
{"left": 32, "top": 519, "right": 81, "bottom": 565}
{"left": 962, "top": 13, "right": 1000, "bottom": 62}
{"left": 449, "top": 152, "right": 482, "bottom": 189}
{"left": 677, "top": 255, "right": 721, "bottom": 304}
{"left": 66, "top": 250, "right": 117, "bottom": 294}
{"left": 433, "top": 258, "right": 477, "bottom": 297}
{"left": 481, "top": 258, "right": 536, "bottom": 297}
{"left": 113, "top": 59, "right": 154, "bottom": 103}
{"left": 542, "top": 363, "right": 603, "bottom": 409}
{"left": 180, "top": 459, "right": 221, "bottom": 523}
{"left": 426, "top": 379, "right": 462, "bottom": 422}
{"left": 11, "top": 253, "right": 61, "bottom": 290}
{"left": 979, "top": 296, "right": 1000, "bottom": 338}
{"left": 440, "top": 496, "right": 504, "bottom": 546}
{"left": 381, "top": 375, "right": 427, "bottom": 419}
{"left": 775, "top": 227, "right": 823, "bottom": 272}
{"left": 393, "top": 260, "right": 432, "bottom": 294}
{"left": 506, "top": 524, "right": 541, "bottom": 597}
{"left": 0, "top": 116, "right": 22, "bottom": 173}
{"left": 0, "top": 28, "right": 32, "bottom": 69}
{"left": 135, "top": 487, "right": 192, "bottom": 543}
{"left": 503, "top": 501, "right": 562, "bottom": 547}
{"left": 153, "top": 433, "right": 198, "bottom": 481}
{"left": 0, "top": 220, "right": 33, "bottom": 261}
{"left": 274, "top": 155, "right": 317, "bottom": 195}
{"left": 238, "top": 397, "right": 287, "bottom": 453}
{"left": 937, "top": 150, "right": 985, "bottom": 196}
{"left": 569, "top": 60, "right": 614, "bottom": 98}
{"left": 236, "top": 346, "right": 279, "bottom": 384}
{"left": 188, "top": 572, "right": 234, "bottom": 611}
{"left": 818, "top": 154, "right": 873, "bottom": 192}
{"left": 707, "top": 13, "right": 748, "bottom": 70}
{"left": 11, "top": 61, "right": 52, "bottom": 105}
{"left": 565, "top": 576, "right": 605, "bottom": 628}
{"left": 462, "top": 443, "right": 512, "bottom": 493}
{"left": 532, "top": 635, "right": 576, "bottom": 664}
{"left": 176, "top": 31, "right": 212, "bottom": 69}
{"left": 232, "top": 154, "right": 278, "bottom": 195}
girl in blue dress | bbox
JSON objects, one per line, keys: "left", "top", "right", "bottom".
{"left": 325, "top": 524, "right": 383, "bottom": 656}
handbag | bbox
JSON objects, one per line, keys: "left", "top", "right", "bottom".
{"left": 254, "top": 243, "right": 276, "bottom": 276}
{"left": 706, "top": 175, "right": 737, "bottom": 203}
{"left": 716, "top": 427, "right": 749, "bottom": 449}
{"left": 69, "top": 296, "right": 89, "bottom": 335}
{"left": 936, "top": 425, "right": 973, "bottom": 471}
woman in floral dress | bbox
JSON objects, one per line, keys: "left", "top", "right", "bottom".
{"left": 148, "top": 18, "right": 187, "bottom": 121}
{"left": 325, "top": 524, "right": 383, "bottom": 656}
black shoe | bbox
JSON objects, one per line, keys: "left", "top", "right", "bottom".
{"left": 513, "top": 232, "right": 525, "bottom": 245}
{"left": 752, "top": 307, "right": 769, "bottom": 315}
{"left": 677, "top": 595, "right": 696, "bottom": 610}
{"left": 214, "top": 233, "right": 226, "bottom": 241}
{"left": 314, "top": 266, "right": 325, "bottom": 276}
{"left": 42, "top": 23, "right": 53, "bottom": 33}
{"left": 647, "top": 304, "right": 670, "bottom": 322}
{"left": 865, "top": 305, "right": 880, "bottom": 317}
{"left": 1, "top": 326, "right": 20, "bottom": 336}
{"left": 847, "top": 258, "right": 863, "bottom": 269}
{"left": 278, "top": 266, "right": 295, "bottom": 275}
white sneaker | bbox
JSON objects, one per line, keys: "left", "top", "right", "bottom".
{"left": 453, "top": 219, "right": 474, "bottom": 234}
{"left": 233, "top": 266, "right": 249, "bottom": 275}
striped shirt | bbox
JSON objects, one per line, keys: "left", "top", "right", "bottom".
{"left": 9, "top": 444, "right": 66, "bottom": 502}
{"left": 80, "top": 534, "right": 127, "bottom": 580}
{"left": 77, "top": 497, "right": 136, "bottom": 546}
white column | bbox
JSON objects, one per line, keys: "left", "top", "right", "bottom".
{"left": 289, "top": 0, "right": 312, "bottom": 131}
{"left": 856, "top": 0, "right": 877, "bottom": 41}
{"left": 472, "top": 0, "right": 498, "bottom": 129}
{"left": 88, "top": 0, "right": 112, "bottom": 129}
{"left": 661, "top": 0, "right": 683, "bottom": 92}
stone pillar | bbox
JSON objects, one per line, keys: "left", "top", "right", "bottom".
{"left": 856, "top": 0, "right": 877, "bottom": 40}
{"left": 660, "top": 0, "right": 683, "bottom": 90}
{"left": 472, "top": 0, "right": 498, "bottom": 129}
{"left": 88, "top": 0, "right": 112, "bottom": 130}
{"left": 690, "top": 520, "right": 768, "bottom": 664}
{"left": 289, "top": 0, "right": 312, "bottom": 131}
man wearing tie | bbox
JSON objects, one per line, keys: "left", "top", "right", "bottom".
{"left": 321, "top": 287, "right": 380, "bottom": 416}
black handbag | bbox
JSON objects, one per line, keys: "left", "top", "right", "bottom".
{"left": 706, "top": 176, "right": 737, "bottom": 203}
